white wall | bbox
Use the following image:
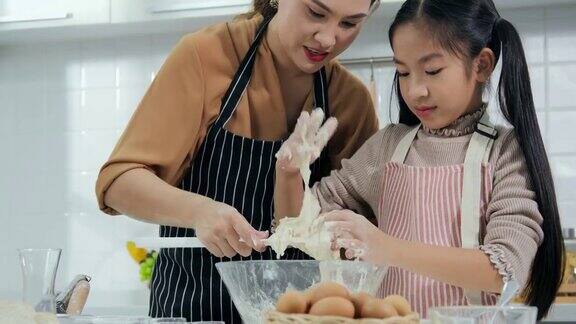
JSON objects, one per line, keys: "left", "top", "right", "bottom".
{"left": 0, "top": 4, "right": 575, "bottom": 312}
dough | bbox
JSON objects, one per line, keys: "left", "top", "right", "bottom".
{"left": 0, "top": 300, "right": 58, "bottom": 324}
{"left": 267, "top": 128, "right": 338, "bottom": 261}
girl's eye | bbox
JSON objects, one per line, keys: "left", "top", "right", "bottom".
{"left": 426, "top": 68, "right": 443, "bottom": 76}
{"left": 341, "top": 21, "right": 357, "bottom": 29}
{"left": 308, "top": 8, "right": 324, "bottom": 18}
{"left": 397, "top": 71, "right": 410, "bottom": 78}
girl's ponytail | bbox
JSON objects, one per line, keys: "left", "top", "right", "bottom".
{"left": 491, "top": 18, "right": 565, "bottom": 318}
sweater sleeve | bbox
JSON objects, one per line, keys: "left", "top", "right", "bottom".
{"left": 311, "top": 125, "right": 393, "bottom": 223}
{"left": 479, "top": 129, "right": 544, "bottom": 287}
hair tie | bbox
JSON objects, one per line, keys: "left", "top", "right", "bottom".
{"left": 492, "top": 17, "right": 503, "bottom": 34}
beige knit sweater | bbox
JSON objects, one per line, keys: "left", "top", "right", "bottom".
{"left": 313, "top": 108, "right": 544, "bottom": 288}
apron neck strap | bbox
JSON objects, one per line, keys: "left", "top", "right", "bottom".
{"left": 475, "top": 110, "right": 498, "bottom": 164}
{"left": 213, "top": 16, "right": 272, "bottom": 130}
{"left": 390, "top": 109, "right": 498, "bottom": 164}
{"left": 214, "top": 16, "right": 330, "bottom": 131}
{"left": 390, "top": 125, "right": 420, "bottom": 164}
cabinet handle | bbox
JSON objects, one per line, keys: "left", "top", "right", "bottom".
{"left": 149, "top": 0, "right": 249, "bottom": 14}
{"left": 0, "top": 12, "right": 73, "bottom": 24}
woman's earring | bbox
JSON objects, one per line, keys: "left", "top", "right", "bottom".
{"left": 270, "top": 0, "right": 279, "bottom": 9}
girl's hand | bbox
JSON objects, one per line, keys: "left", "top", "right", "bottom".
{"left": 275, "top": 108, "right": 338, "bottom": 174}
{"left": 322, "top": 210, "right": 393, "bottom": 265}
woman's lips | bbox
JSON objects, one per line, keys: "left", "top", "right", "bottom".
{"left": 304, "top": 46, "right": 329, "bottom": 63}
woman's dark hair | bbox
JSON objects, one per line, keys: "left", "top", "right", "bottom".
{"left": 388, "top": 0, "right": 565, "bottom": 319}
{"left": 245, "top": 0, "right": 379, "bottom": 19}
{"left": 246, "top": 0, "right": 278, "bottom": 18}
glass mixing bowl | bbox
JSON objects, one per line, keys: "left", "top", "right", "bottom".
{"left": 216, "top": 260, "right": 388, "bottom": 324}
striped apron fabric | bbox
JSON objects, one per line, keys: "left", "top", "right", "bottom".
{"left": 378, "top": 114, "right": 500, "bottom": 317}
{"left": 149, "top": 17, "right": 331, "bottom": 323}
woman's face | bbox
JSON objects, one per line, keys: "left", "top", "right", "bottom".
{"left": 273, "top": 0, "right": 372, "bottom": 73}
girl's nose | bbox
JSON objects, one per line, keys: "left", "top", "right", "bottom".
{"left": 408, "top": 79, "right": 429, "bottom": 99}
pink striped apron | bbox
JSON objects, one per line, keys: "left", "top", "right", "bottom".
{"left": 378, "top": 113, "right": 500, "bottom": 317}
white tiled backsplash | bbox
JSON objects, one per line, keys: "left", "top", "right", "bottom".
{"left": 1, "top": 5, "right": 575, "bottom": 310}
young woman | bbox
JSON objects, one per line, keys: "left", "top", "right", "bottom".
{"left": 95, "top": 0, "right": 381, "bottom": 322}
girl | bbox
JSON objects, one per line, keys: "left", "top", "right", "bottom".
{"left": 275, "top": 0, "right": 565, "bottom": 319}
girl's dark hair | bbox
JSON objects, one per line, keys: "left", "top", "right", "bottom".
{"left": 388, "top": 0, "right": 565, "bottom": 319}
{"left": 245, "top": 0, "right": 379, "bottom": 19}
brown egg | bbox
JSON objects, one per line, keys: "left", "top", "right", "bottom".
{"left": 309, "top": 282, "right": 350, "bottom": 305}
{"left": 350, "top": 292, "right": 373, "bottom": 318}
{"left": 309, "top": 296, "right": 355, "bottom": 318}
{"left": 303, "top": 285, "right": 315, "bottom": 300}
{"left": 383, "top": 294, "right": 412, "bottom": 316}
{"left": 360, "top": 299, "right": 399, "bottom": 319}
{"left": 276, "top": 290, "right": 309, "bottom": 314}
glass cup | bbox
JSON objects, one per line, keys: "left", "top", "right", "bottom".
{"left": 18, "top": 248, "right": 62, "bottom": 313}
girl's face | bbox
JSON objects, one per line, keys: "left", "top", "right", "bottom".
{"left": 392, "top": 22, "right": 490, "bottom": 130}
{"left": 274, "top": 0, "right": 372, "bottom": 73}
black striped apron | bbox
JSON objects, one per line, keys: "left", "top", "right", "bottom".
{"left": 149, "top": 17, "right": 332, "bottom": 323}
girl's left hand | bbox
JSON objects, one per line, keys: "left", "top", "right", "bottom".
{"left": 322, "top": 210, "right": 393, "bottom": 265}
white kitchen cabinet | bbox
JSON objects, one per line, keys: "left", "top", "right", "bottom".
{"left": 111, "top": 0, "right": 251, "bottom": 24}
{"left": 2, "top": 0, "right": 576, "bottom": 45}
{"left": 0, "top": 0, "right": 110, "bottom": 31}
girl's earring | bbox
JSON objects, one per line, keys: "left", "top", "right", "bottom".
{"left": 270, "top": 0, "right": 279, "bottom": 8}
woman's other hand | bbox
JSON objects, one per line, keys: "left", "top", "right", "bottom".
{"left": 276, "top": 108, "right": 338, "bottom": 174}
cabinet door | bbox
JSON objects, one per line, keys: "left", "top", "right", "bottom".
{"left": 0, "top": 0, "right": 110, "bottom": 31}
{"left": 111, "top": 0, "right": 251, "bottom": 23}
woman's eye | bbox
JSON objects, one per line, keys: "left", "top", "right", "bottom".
{"left": 426, "top": 68, "right": 443, "bottom": 76}
{"left": 397, "top": 71, "right": 410, "bottom": 77}
{"left": 308, "top": 8, "right": 324, "bottom": 18}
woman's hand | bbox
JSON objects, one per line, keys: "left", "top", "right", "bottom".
{"left": 275, "top": 108, "right": 338, "bottom": 174}
{"left": 322, "top": 210, "right": 394, "bottom": 265}
{"left": 193, "top": 199, "right": 269, "bottom": 258}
